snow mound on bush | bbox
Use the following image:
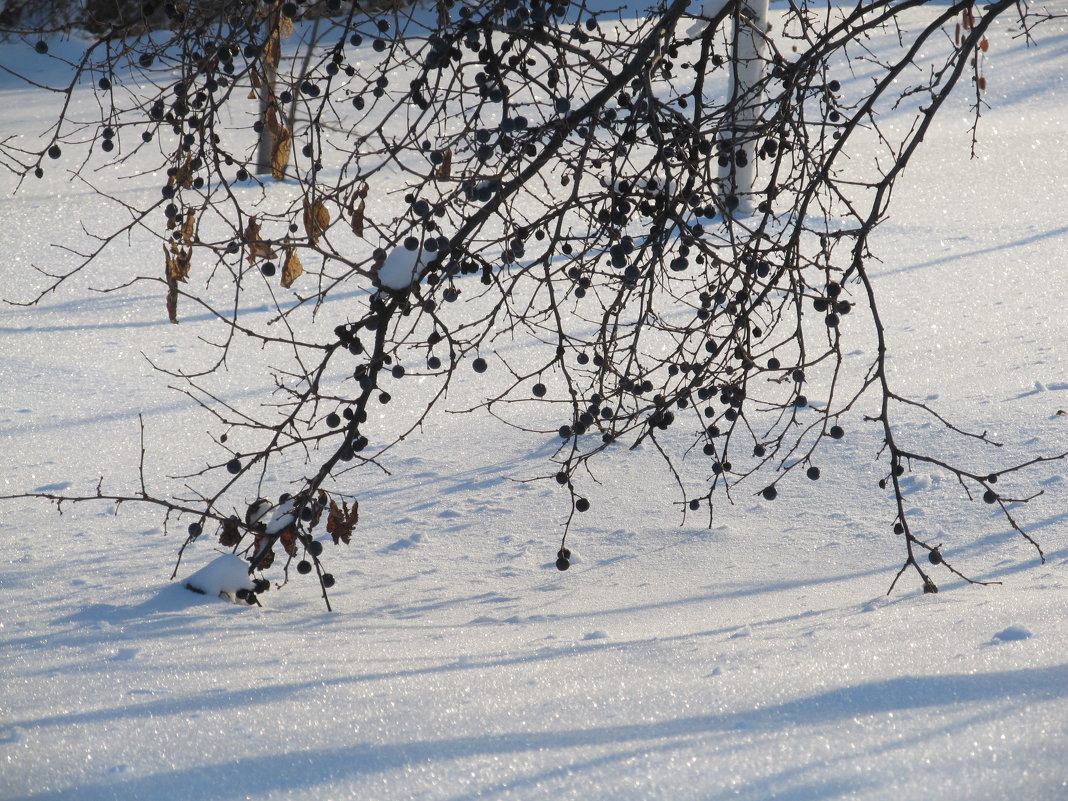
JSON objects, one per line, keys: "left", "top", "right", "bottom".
{"left": 378, "top": 245, "right": 426, "bottom": 290}
{"left": 183, "top": 554, "right": 254, "bottom": 598}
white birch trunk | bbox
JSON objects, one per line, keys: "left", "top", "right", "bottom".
{"left": 721, "top": 0, "right": 770, "bottom": 216}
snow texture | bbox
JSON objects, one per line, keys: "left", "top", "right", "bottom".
{"left": 3, "top": 6, "right": 1068, "bottom": 801}
{"left": 264, "top": 499, "right": 295, "bottom": 535}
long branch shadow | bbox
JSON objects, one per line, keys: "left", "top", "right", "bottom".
{"left": 871, "top": 224, "right": 1068, "bottom": 279}
{"left": 15, "top": 662, "right": 1068, "bottom": 801}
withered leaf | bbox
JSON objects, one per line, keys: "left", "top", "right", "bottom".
{"left": 265, "top": 105, "right": 281, "bottom": 138}
{"left": 351, "top": 198, "right": 365, "bottom": 237}
{"left": 279, "top": 16, "right": 294, "bottom": 39}
{"left": 435, "top": 147, "right": 452, "bottom": 180}
{"left": 220, "top": 516, "right": 242, "bottom": 547}
{"left": 251, "top": 541, "right": 275, "bottom": 570}
{"left": 307, "top": 496, "right": 325, "bottom": 530}
{"left": 271, "top": 126, "right": 291, "bottom": 181}
{"left": 265, "top": 29, "right": 281, "bottom": 69}
{"left": 166, "top": 277, "right": 179, "bottom": 324}
{"left": 302, "top": 199, "right": 330, "bottom": 245}
{"left": 165, "top": 243, "right": 191, "bottom": 324}
{"left": 279, "top": 526, "right": 299, "bottom": 559}
{"left": 244, "top": 216, "right": 277, "bottom": 265}
{"left": 326, "top": 499, "right": 358, "bottom": 545}
{"left": 281, "top": 246, "right": 303, "bottom": 288}
{"left": 180, "top": 208, "right": 196, "bottom": 244}
{"left": 165, "top": 243, "right": 191, "bottom": 283}
{"left": 169, "top": 156, "right": 194, "bottom": 190}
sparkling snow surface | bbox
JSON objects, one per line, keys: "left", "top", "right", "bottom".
{"left": 2, "top": 5, "right": 1068, "bottom": 801}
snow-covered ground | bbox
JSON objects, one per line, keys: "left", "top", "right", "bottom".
{"left": 3, "top": 4, "right": 1068, "bottom": 800}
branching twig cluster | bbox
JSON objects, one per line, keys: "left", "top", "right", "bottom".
{"left": 3, "top": 0, "right": 1065, "bottom": 605}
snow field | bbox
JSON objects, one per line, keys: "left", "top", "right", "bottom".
{"left": 3, "top": 3, "right": 1068, "bottom": 800}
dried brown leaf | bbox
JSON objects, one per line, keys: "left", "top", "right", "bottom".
{"left": 219, "top": 517, "right": 242, "bottom": 547}
{"left": 302, "top": 200, "right": 330, "bottom": 245}
{"left": 180, "top": 208, "right": 196, "bottom": 244}
{"left": 265, "top": 30, "right": 280, "bottom": 69}
{"left": 281, "top": 246, "right": 303, "bottom": 288}
{"left": 351, "top": 198, "right": 365, "bottom": 237}
{"left": 165, "top": 243, "right": 191, "bottom": 324}
{"left": 170, "top": 156, "right": 194, "bottom": 189}
{"left": 251, "top": 541, "right": 275, "bottom": 570}
{"left": 166, "top": 276, "right": 179, "bottom": 324}
{"left": 244, "top": 216, "right": 277, "bottom": 265}
{"left": 279, "top": 526, "right": 299, "bottom": 559}
{"left": 165, "top": 243, "right": 191, "bottom": 283}
{"left": 271, "top": 127, "right": 291, "bottom": 181}
{"left": 174, "top": 247, "right": 191, "bottom": 281}
{"left": 435, "top": 147, "right": 452, "bottom": 180}
{"left": 265, "top": 105, "right": 284, "bottom": 139}
{"left": 326, "top": 498, "right": 358, "bottom": 545}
